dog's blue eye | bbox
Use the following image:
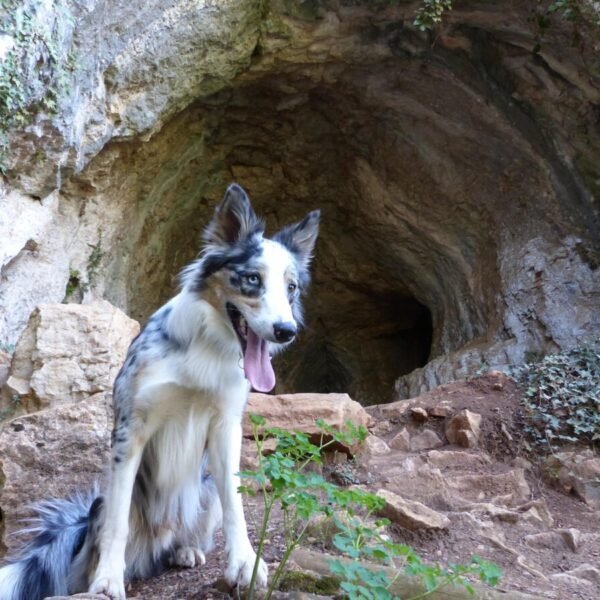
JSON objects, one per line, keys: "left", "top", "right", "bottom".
{"left": 246, "top": 274, "right": 261, "bottom": 286}
{"left": 288, "top": 282, "right": 297, "bottom": 293}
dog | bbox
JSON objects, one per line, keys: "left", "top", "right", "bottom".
{"left": 0, "top": 183, "right": 320, "bottom": 600}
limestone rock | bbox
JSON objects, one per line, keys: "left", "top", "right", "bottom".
{"left": 430, "top": 403, "right": 453, "bottom": 418}
{"left": 545, "top": 451, "right": 600, "bottom": 508}
{"left": 410, "top": 429, "right": 444, "bottom": 451}
{"left": 376, "top": 489, "right": 450, "bottom": 530}
{"left": 368, "top": 419, "right": 393, "bottom": 437}
{"left": 549, "top": 573, "right": 593, "bottom": 587}
{"left": 389, "top": 427, "right": 411, "bottom": 451}
{"left": 445, "top": 410, "right": 482, "bottom": 448}
{"left": 0, "top": 394, "right": 112, "bottom": 554}
{"left": 446, "top": 469, "right": 531, "bottom": 504}
{"left": 1, "top": 301, "right": 139, "bottom": 414}
{"left": 425, "top": 450, "right": 491, "bottom": 469}
{"left": 518, "top": 499, "right": 554, "bottom": 528}
{"left": 561, "top": 564, "right": 600, "bottom": 585}
{"left": 244, "top": 393, "right": 372, "bottom": 441}
{"left": 410, "top": 407, "right": 428, "bottom": 422}
{"left": 363, "top": 435, "right": 391, "bottom": 456}
{"left": 524, "top": 529, "right": 582, "bottom": 552}
{"left": 558, "top": 528, "right": 583, "bottom": 552}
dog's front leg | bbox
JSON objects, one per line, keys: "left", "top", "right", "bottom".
{"left": 89, "top": 432, "right": 145, "bottom": 600}
{"left": 209, "top": 416, "right": 268, "bottom": 588}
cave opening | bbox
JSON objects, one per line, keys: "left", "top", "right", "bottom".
{"left": 78, "top": 60, "right": 515, "bottom": 405}
{"left": 275, "top": 292, "right": 433, "bottom": 405}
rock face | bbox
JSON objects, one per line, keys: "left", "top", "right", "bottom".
{"left": 0, "top": 394, "right": 112, "bottom": 555}
{"left": 0, "top": 1, "right": 599, "bottom": 404}
{"left": 1, "top": 301, "right": 139, "bottom": 415}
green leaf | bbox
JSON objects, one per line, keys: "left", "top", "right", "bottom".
{"left": 249, "top": 413, "right": 266, "bottom": 426}
{"left": 472, "top": 556, "right": 502, "bottom": 586}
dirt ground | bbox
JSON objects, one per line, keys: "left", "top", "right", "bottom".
{"left": 126, "top": 374, "right": 599, "bottom": 599}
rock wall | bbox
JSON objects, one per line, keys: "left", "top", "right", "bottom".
{"left": 1, "top": 0, "right": 598, "bottom": 403}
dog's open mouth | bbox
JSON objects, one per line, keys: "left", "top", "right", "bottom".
{"left": 226, "top": 302, "right": 275, "bottom": 393}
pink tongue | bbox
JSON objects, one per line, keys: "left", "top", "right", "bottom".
{"left": 244, "top": 329, "right": 276, "bottom": 392}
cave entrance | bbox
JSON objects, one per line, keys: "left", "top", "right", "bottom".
{"left": 89, "top": 66, "right": 493, "bottom": 406}
{"left": 275, "top": 292, "right": 433, "bottom": 405}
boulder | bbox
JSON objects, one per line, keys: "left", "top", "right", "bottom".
{"left": 410, "top": 429, "right": 444, "bottom": 451}
{"left": 389, "top": 427, "right": 411, "bottom": 451}
{"left": 561, "top": 564, "right": 600, "bottom": 585}
{"left": 429, "top": 403, "right": 453, "bottom": 418}
{"left": 363, "top": 435, "right": 391, "bottom": 456}
{"left": 1, "top": 301, "right": 139, "bottom": 414}
{"left": 410, "top": 407, "right": 428, "bottom": 422}
{"left": 244, "top": 392, "right": 372, "bottom": 442}
{"left": 445, "top": 409, "right": 482, "bottom": 448}
{"left": 524, "top": 529, "right": 582, "bottom": 552}
{"left": 376, "top": 489, "right": 450, "bottom": 530}
{"left": 545, "top": 451, "right": 600, "bottom": 509}
{"left": 445, "top": 469, "right": 531, "bottom": 504}
{"left": 0, "top": 394, "right": 112, "bottom": 555}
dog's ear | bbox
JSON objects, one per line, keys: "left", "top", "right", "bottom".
{"left": 274, "top": 209, "right": 321, "bottom": 268}
{"left": 204, "top": 184, "right": 264, "bottom": 246}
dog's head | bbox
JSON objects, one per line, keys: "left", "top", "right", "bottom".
{"left": 184, "top": 183, "right": 320, "bottom": 392}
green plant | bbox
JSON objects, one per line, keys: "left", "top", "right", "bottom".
{"left": 408, "top": 0, "right": 599, "bottom": 36}
{"left": 240, "top": 415, "right": 370, "bottom": 598}
{"left": 64, "top": 230, "right": 104, "bottom": 300}
{"left": 328, "top": 502, "right": 500, "bottom": 599}
{"left": 0, "top": 394, "right": 21, "bottom": 422}
{"left": 86, "top": 228, "right": 104, "bottom": 288}
{"left": 240, "top": 416, "right": 502, "bottom": 599}
{"left": 413, "top": 0, "right": 453, "bottom": 31}
{"left": 547, "top": 0, "right": 600, "bottom": 25}
{"left": 65, "top": 267, "right": 83, "bottom": 299}
{"left": 0, "top": 341, "right": 15, "bottom": 355}
{"left": 515, "top": 339, "right": 600, "bottom": 449}
{"left": 329, "top": 530, "right": 501, "bottom": 600}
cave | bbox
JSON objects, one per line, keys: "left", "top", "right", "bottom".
{"left": 2, "top": 1, "right": 598, "bottom": 405}
{"left": 62, "top": 60, "right": 575, "bottom": 404}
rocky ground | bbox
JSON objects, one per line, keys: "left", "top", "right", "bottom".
{"left": 1, "top": 304, "right": 598, "bottom": 599}
{"left": 118, "top": 374, "right": 600, "bottom": 600}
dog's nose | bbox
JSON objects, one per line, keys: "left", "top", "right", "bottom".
{"left": 273, "top": 321, "right": 297, "bottom": 343}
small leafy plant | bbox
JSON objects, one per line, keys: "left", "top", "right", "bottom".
{"left": 239, "top": 415, "right": 370, "bottom": 598}
{"left": 547, "top": 0, "right": 600, "bottom": 25}
{"left": 328, "top": 505, "right": 500, "bottom": 600}
{"left": 240, "top": 415, "right": 502, "bottom": 599}
{"left": 0, "top": 341, "right": 15, "bottom": 355}
{"left": 413, "top": 0, "right": 453, "bottom": 31}
{"left": 515, "top": 339, "right": 600, "bottom": 449}
{"left": 0, "top": 394, "right": 21, "bottom": 422}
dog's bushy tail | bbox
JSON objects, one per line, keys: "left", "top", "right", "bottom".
{"left": 0, "top": 489, "right": 99, "bottom": 600}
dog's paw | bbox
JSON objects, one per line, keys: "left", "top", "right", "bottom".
{"left": 173, "top": 546, "right": 206, "bottom": 568}
{"left": 225, "top": 549, "right": 268, "bottom": 588}
{"left": 89, "top": 574, "right": 126, "bottom": 600}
